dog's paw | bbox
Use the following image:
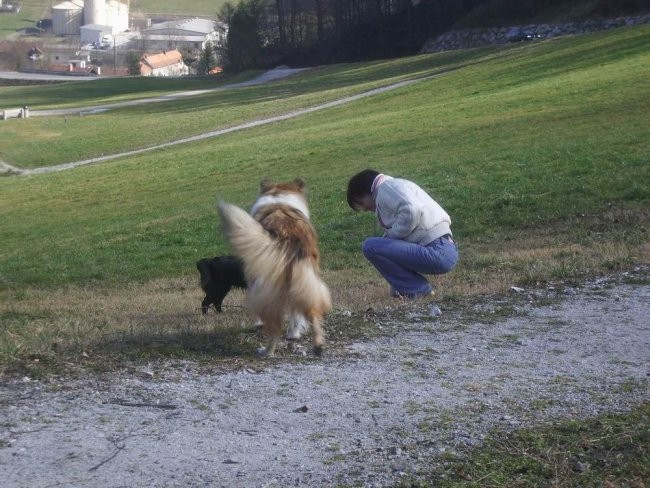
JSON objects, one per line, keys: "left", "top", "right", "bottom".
{"left": 313, "top": 345, "right": 324, "bottom": 357}
{"left": 256, "top": 346, "right": 269, "bottom": 357}
{"left": 287, "top": 341, "right": 307, "bottom": 357}
{"left": 257, "top": 346, "right": 278, "bottom": 357}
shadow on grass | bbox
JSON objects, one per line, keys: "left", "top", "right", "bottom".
{"left": 0, "top": 311, "right": 268, "bottom": 378}
{"left": 95, "top": 312, "right": 262, "bottom": 360}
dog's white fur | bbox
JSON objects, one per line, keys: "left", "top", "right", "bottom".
{"left": 254, "top": 314, "right": 309, "bottom": 340}
{"left": 250, "top": 193, "right": 310, "bottom": 219}
{"left": 218, "top": 178, "right": 331, "bottom": 356}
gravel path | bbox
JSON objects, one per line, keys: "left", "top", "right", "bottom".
{"left": 23, "top": 67, "right": 312, "bottom": 117}
{"left": 1, "top": 272, "right": 648, "bottom": 487}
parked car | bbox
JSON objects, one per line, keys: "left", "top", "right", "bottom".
{"left": 1, "top": 2, "right": 22, "bottom": 13}
{"left": 35, "top": 19, "right": 52, "bottom": 31}
{"left": 507, "top": 28, "right": 542, "bottom": 42}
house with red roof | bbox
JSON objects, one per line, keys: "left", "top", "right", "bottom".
{"left": 139, "top": 49, "right": 188, "bottom": 77}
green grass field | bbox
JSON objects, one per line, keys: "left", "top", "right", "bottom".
{"left": 0, "top": 1, "right": 47, "bottom": 38}
{"left": 0, "top": 25, "right": 648, "bottom": 485}
{"left": 0, "top": 49, "right": 497, "bottom": 168}
{"left": 0, "top": 24, "right": 648, "bottom": 373}
{"left": 131, "top": 0, "right": 229, "bottom": 17}
{"left": 2, "top": 25, "right": 648, "bottom": 287}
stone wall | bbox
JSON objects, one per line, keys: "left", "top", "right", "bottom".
{"left": 421, "top": 14, "right": 650, "bottom": 53}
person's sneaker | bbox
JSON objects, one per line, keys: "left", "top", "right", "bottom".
{"left": 390, "top": 286, "right": 434, "bottom": 300}
{"left": 389, "top": 286, "right": 402, "bottom": 298}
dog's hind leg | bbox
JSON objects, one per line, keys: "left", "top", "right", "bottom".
{"left": 201, "top": 296, "right": 212, "bottom": 315}
{"left": 308, "top": 311, "right": 325, "bottom": 357}
{"left": 257, "top": 313, "right": 283, "bottom": 357}
{"left": 213, "top": 285, "right": 232, "bottom": 313}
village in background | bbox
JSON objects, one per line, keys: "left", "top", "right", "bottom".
{"left": 2, "top": 1, "right": 648, "bottom": 79}
{"left": 0, "top": 0, "right": 227, "bottom": 77}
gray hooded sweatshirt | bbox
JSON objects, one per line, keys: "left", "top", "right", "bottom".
{"left": 372, "top": 175, "right": 452, "bottom": 245}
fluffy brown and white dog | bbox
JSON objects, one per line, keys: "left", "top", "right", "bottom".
{"left": 218, "top": 178, "right": 331, "bottom": 357}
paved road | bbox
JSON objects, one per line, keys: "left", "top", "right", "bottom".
{"left": 0, "top": 70, "right": 99, "bottom": 81}
{"left": 17, "top": 68, "right": 312, "bottom": 117}
{"left": 1, "top": 67, "right": 310, "bottom": 119}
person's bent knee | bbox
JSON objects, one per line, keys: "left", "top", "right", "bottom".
{"left": 362, "top": 238, "right": 380, "bottom": 258}
{"left": 434, "top": 246, "right": 458, "bottom": 274}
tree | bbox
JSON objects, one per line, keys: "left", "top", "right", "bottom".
{"left": 126, "top": 50, "right": 141, "bottom": 75}
{"left": 197, "top": 41, "right": 217, "bottom": 75}
{"left": 179, "top": 47, "right": 199, "bottom": 74}
{"left": 222, "top": 0, "right": 268, "bottom": 71}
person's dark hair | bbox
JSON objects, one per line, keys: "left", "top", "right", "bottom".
{"left": 347, "top": 169, "right": 380, "bottom": 210}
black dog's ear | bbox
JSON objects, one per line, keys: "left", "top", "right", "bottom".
{"left": 260, "top": 178, "right": 274, "bottom": 193}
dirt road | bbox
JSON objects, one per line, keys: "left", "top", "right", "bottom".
{"left": 1, "top": 271, "right": 648, "bottom": 487}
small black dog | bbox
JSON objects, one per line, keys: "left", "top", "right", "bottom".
{"left": 196, "top": 256, "right": 247, "bottom": 314}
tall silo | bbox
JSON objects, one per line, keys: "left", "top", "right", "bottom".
{"left": 106, "top": 0, "right": 129, "bottom": 33}
{"left": 52, "top": 1, "right": 84, "bottom": 36}
{"left": 83, "top": 0, "right": 128, "bottom": 33}
{"left": 84, "top": 0, "right": 107, "bottom": 26}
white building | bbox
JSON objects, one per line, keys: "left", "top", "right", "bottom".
{"left": 84, "top": 0, "right": 128, "bottom": 34}
{"left": 140, "top": 18, "right": 227, "bottom": 53}
{"left": 80, "top": 23, "right": 112, "bottom": 44}
{"left": 52, "top": 0, "right": 128, "bottom": 37}
{"left": 139, "top": 49, "right": 189, "bottom": 77}
{"left": 52, "top": 0, "right": 84, "bottom": 36}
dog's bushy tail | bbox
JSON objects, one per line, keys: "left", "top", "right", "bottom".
{"left": 218, "top": 201, "right": 331, "bottom": 314}
{"left": 218, "top": 201, "right": 292, "bottom": 287}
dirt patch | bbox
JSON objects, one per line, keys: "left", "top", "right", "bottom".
{"left": 1, "top": 270, "right": 648, "bottom": 487}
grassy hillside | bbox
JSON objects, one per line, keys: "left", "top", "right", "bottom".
{"left": 0, "top": 1, "right": 48, "bottom": 38}
{"left": 131, "top": 0, "right": 228, "bottom": 17}
{"left": 0, "top": 22, "right": 647, "bottom": 487}
{"left": 1, "top": 24, "right": 648, "bottom": 282}
{"left": 0, "top": 48, "right": 501, "bottom": 168}
{"left": 0, "top": 24, "right": 648, "bottom": 372}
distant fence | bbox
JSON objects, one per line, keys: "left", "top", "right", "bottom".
{"left": 18, "top": 68, "right": 98, "bottom": 77}
{"left": 1, "top": 107, "right": 29, "bottom": 120}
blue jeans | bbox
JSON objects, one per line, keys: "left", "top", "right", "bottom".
{"left": 362, "top": 235, "right": 458, "bottom": 298}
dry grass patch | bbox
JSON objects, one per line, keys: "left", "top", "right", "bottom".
{"left": 0, "top": 266, "right": 439, "bottom": 376}
{"left": 453, "top": 208, "right": 649, "bottom": 295}
{"left": 0, "top": 276, "right": 255, "bottom": 375}
{"left": 1, "top": 205, "right": 647, "bottom": 378}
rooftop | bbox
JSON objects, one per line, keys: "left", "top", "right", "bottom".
{"left": 145, "top": 18, "right": 225, "bottom": 35}
{"left": 141, "top": 49, "right": 184, "bottom": 70}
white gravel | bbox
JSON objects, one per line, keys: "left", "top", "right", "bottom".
{"left": 1, "top": 272, "right": 648, "bottom": 487}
